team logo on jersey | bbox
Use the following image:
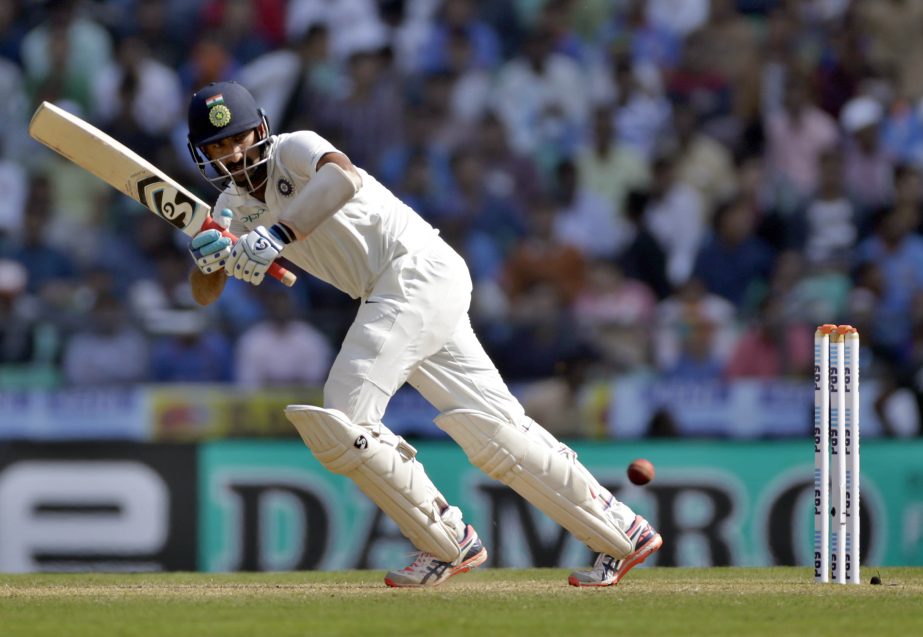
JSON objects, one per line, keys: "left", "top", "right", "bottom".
{"left": 208, "top": 104, "right": 231, "bottom": 128}
{"left": 277, "top": 177, "right": 294, "bottom": 197}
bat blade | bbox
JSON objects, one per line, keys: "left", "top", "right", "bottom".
{"left": 28, "top": 101, "right": 296, "bottom": 286}
{"left": 28, "top": 101, "right": 210, "bottom": 237}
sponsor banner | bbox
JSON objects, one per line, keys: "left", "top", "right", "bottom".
{"left": 198, "top": 439, "right": 923, "bottom": 571}
{"left": 0, "top": 388, "right": 146, "bottom": 440}
{"left": 148, "top": 385, "right": 323, "bottom": 441}
{"left": 0, "top": 377, "right": 899, "bottom": 442}
{"left": 0, "top": 443, "right": 197, "bottom": 572}
{"left": 608, "top": 376, "right": 887, "bottom": 439}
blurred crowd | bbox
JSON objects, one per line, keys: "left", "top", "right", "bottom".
{"left": 1, "top": 0, "right": 923, "bottom": 435}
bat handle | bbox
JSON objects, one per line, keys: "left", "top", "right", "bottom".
{"left": 201, "top": 217, "right": 297, "bottom": 287}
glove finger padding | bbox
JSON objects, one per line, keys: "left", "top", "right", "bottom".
{"left": 224, "top": 226, "right": 282, "bottom": 286}
{"left": 190, "top": 229, "right": 232, "bottom": 275}
{"left": 241, "top": 252, "right": 258, "bottom": 283}
{"left": 197, "top": 251, "right": 230, "bottom": 274}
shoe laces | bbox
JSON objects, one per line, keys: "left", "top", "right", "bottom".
{"left": 592, "top": 553, "right": 618, "bottom": 576}
{"left": 401, "top": 552, "right": 443, "bottom": 574}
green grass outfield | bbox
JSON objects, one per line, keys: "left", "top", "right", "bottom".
{"left": 1, "top": 567, "right": 921, "bottom": 637}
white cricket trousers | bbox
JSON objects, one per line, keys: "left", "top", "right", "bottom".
{"left": 323, "top": 237, "right": 525, "bottom": 429}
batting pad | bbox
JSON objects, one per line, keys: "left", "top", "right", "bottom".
{"left": 436, "top": 409, "right": 632, "bottom": 559}
{"left": 285, "top": 405, "right": 463, "bottom": 562}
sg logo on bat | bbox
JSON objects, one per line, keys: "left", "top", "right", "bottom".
{"left": 135, "top": 175, "right": 198, "bottom": 231}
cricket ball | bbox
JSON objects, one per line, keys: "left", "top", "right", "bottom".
{"left": 627, "top": 458, "right": 655, "bottom": 486}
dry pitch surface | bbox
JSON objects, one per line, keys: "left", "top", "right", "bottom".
{"left": 1, "top": 567, "right": 921, "bottom": 637}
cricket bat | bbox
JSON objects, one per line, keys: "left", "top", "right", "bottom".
{"left": 28, "top": 101, "right": 296, "bottom": 287}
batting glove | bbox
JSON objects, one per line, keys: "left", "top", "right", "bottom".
{"left": 189, "top": 209, "right": 234, "bottom": 275}
{"left": 224, "top": 225, "right": 284, "bottom": 286}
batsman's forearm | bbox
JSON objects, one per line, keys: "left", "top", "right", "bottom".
{"left": 190, "top": 268, "right": 227, "bottom": 306}
{"left": 270, "top": 161, "right": 361, "bottom": 242}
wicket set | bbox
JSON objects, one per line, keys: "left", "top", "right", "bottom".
{"left": 813, "top": 324, "right": 860, "bottom": 584}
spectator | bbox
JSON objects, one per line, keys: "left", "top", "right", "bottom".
{"left": 663, "top": 315, "right": 725, "bottom": 381}
{"left": 873, "top": 360, "right": 921, "bottom": 438}
{"left": 440, "top": 147, "right": 526, "bottom": 281}
{"left": 178, "top": 30, "right": 239, "bottom": 93}
{"left": 0, "top": 155, "right": 27, "bottom": 241}
{"left": 239, "top": 23, "right": 346, "bottom": 133}
{"left": 666, "top": 30, "right": 733, "bottom": 124}
{"left": 644, "top": 153, "right": 706, "bottom": 288}
{"left": 654, "top": 277, "right": 738, "bottom": 374}
{"left": 533, "top": 0, "right": 588, "bottom": 63}
{"left": 283, "top": 0, "right": 385, "bottom": 61}
{"left": 235, "top": 287, "right": 333, "bottom": 387}
{"left": 855, "top": 205, "right": 923, "bottom": 360}
{"left": 763, "top": 72, "right": 839, "bottom": 213}
{"left": 92, "top": 35, "right": 183, "bottom": 139}
{"left": 607, "top": 0, "right": 682, "bottom": 72}
{"left": 492, "top": 28, "right": 590, "bottom": 160}
{"left": 800, "top": 150, "right": 857, "bottom": 265}
{"left": 813, "top": 11, "right": 868, "bottom": 118}
{"left": 20, "top": 0, "right": 114, "bottom": 114}
{"left": 122, "top": 0, "right": 194, "bottom": 68}
{"left": 314, "top": 44, "right": 404, "bottom": 169}
{"left": 619, "top": 190, "right": 671, "bottom": 299}
{"left": 725, "top": 294, "right": 813, "bottom": 379}
{"left": 487, "top": 282, "right": 587, "bottom": 382}
{"left": 474, "top": 112, "right": 543, "bottom": 206}
{"left": 0, "top": 259, "right": 60, "bottom": 390}
{"left": 668, "top": 99, "right": 738, "bottom": 216}
{"left": 551, "top": 156, "right": 630, "bottom": 260}
{"left": 378, "top": 102, "right": 449, "bottom": 200}
{"left": 444, "top": 27, "right": 493, "bottom": 130}
{"left": 895, "top": 164, "right": 923, "bottom": 236}
{"left": 840, "top": 95, "right": 894, "bottom": 216}
{"left": 418, "top": 0, "right": 501, "bottom": 74}
{"left": 199, "top": 0, "right": 286, "bottom": 65}
{"left": 131, "top": 248, "right": 214, "bottom": 334}
{"left": 575, "top": 104, "right": 650, "bottom": 221}
{"left": 390, "top": 149, "right": 438, "bottom": 222}
{"left": 856, "top": 0, "right": 923, "bottom": 103}
{"left": 7, "top": 186, "right": 80, "bottom": 300}
{"left": 880, "top": 95, "right": 923, "bottom": 169}
{"left": 693, "top": 195, "right": 775, "bottom": 310}
{"left": 61, "top": 291, "right": 148, "bottom": 386}
{"left": 573, "top": 260, "right": 656, "bottom": 372}
{"left": 645, "top": 0, "right": 709, "bottom": 39}
{"left": 689, "top": 0, "right": 759, "bottom": 102}
{"left": 609, "top": 55, "right": 672, "bottom": 160}
{"left": 0, "top": 48, "right": 30, "bottom": 161}
{"left": 502, "top": 196, "right": 586, "bottom": 309}
{"left": 149, "top": 310, "right": 233, "bottom": 383}
{"left": 775, "top": 250, "right": 851, "bottom": 328}
{"left": 0, "top": 0, "right": 27, "bottom": 66}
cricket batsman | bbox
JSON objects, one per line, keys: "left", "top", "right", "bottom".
{"left": 185, "top": 81, "right": 662, "bottom": 587}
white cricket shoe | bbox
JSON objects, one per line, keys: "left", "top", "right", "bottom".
{"left": 384, "top": 524, "right": 487, "bottom": 588}
{"left": 568, "top": 515, "right": 663, "bottom": 587}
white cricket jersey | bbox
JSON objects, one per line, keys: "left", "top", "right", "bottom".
{"left": 216, "top": 131, "right": 442, "bottom": 299}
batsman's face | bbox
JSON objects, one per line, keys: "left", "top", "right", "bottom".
{"left": 203, "top": 129, "right": 262, "bottom": 185}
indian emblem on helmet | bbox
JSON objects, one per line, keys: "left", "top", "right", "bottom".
{"left": 277, "top": 177, "right": 294, "bottom": 197}
{"left": 208, "top": 104, "right": 232, "bottom": 128}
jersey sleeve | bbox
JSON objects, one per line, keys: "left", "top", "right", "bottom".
{"left": 274, "top": 131, "right": 342, "bottom": 181}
